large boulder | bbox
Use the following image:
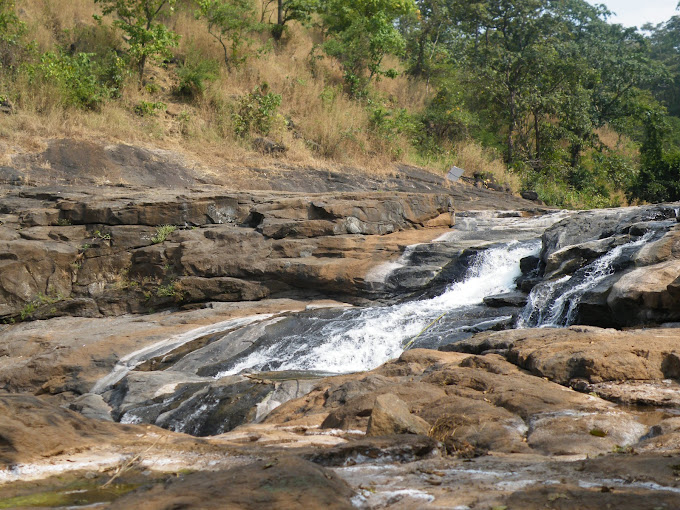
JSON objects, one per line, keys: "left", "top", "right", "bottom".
{"left": 607, "top": 261, "right": 680, "bottom": 325}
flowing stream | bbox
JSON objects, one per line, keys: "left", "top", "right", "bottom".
{"left": 517, "top": 233, "right": 653, "bottom": 328}
{"left": 213, "top": 240, "right": 540, "bottom": 376}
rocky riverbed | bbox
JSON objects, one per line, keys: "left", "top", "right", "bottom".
{"left": 3, "top": 139, "right": 680, "bottom": 509}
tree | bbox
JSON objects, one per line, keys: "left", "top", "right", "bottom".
{"left": 628, "top": 110, "right": 680, "bottom": 203}
{"left": 320, "top": 0, "right": 417, "bottom": 96}
{"left": 0, "top": 0, "right": 28, "bottom": 70}
{"left": 261, "top": 0, "right": 318, "bottom": 41}
{"left": 195, "top": 0, "right": 256, "bottom": 70}
{"left": 94, "top": 0, "right": 179, "bottom": 84}
{"left": 646, "top": 12, "right": 680, "bottom": 117}
{"left": 401, "top": 0, "right": 460, "bottom": 90}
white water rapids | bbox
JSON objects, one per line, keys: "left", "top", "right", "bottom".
{"left": 518, "top": 233, "right": 653, "bottom": 328}
{"left": 215, "top": 241, "right": 540, "bottom": 376}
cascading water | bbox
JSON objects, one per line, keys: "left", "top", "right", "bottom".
{"left": 214, "top": 240, "right": 540, "bottom": 377}
{"left": 517, "top": 233, "right": 653, "bottom": 328}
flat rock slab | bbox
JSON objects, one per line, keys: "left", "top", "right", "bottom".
{"left": 449, "top": 326, "right": 680, "bottom": 385}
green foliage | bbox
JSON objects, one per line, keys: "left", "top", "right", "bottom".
{"left": 18, "top": 293, "right": 63, "bottom": 321}
{"left": 134, "top": 100, "right": 166, "bottom": 115}
{"left": 232, "top": 83, "right": 282, "bottom": 136}
{"left": 94, "top": 0, "right": 180, "bottom": 83}
{"left": 368, "top": 105, "right": 416, "bottom": 158}
{"left": 151, "top": 224, "right": 176, "bottom": 243}
{"left": 156, "top": 281, "right": 182, "bottom": 299}
{"left": 262, "top": 0, "right": 318, "bottom": 40}
{"left": 195, "top": 0, "right": 259, "bottom": 70}
{"left": 31, "top": 51, "right": 123, "bottom": 109}
{"left": 419, "top": 87, "right": 476, "bottom": 143}
{"left": 175, "top": 50, "right": 219, "bottom": 98}
{"left": 0, "top": 0, "right": 28, "bottom": 70}
{"left": 628, "top": 111, "right": 680, "bottom": 203}
{"left": 321, "top": 0, "right": 416, "bottom": 96}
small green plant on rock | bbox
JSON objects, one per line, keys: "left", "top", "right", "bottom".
{"left": 156, "top": 281, "right": 182, "bottom": 299}
{"left": 92, "top": 229, "right": 112, "bottom": 240}
{"left": 151, "top": 224, "right": 176, "bottom": 243}
{"left": 18, "top": 293, "right": 63, "bottom": 321}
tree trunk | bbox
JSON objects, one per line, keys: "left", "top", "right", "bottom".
{"left": 138, "top": 53, "right": 147, "bottom": 86}
{"left": 534, "top": 112, "right": 540, "bottom": 163}
{"left": 272, "top": 0, "right": 284, "bottom": 41}
{"left": 570, "top": 141, "right": 582, "bottom": 168}
{"left": 507, "top": 89, "right": 516, "bottom": 165}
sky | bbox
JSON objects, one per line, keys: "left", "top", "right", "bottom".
{"left": 587, "top": 0, "right": 678, "bottom": 28}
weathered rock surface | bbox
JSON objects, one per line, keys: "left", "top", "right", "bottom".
{"left": 448, "top": 326, "right": 680, "bottom": 385}
{"left": 265, "top": 349, "right": 649, "bottom": 457}
{"left": 0, "top": 186, "right": 458, "bottom": 320}
{"left": 365, "top": 393, "right": 431, "bottom": 436}
{"left": 4, "top": 332, "right": 680, "bottom": 508}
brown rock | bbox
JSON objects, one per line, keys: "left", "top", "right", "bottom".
{"left": 366, "top": 393, "right": 431, "bottom": 436}
{"left": 451, "top": 326, "right": 680, "bottom": 384}
{"left": 607, "top": 261, "right": 680, "bottom": 324}
{"left": 110, "top": 457, "right": 354, "bottom": 510}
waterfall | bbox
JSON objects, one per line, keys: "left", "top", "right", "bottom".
{"left": 518, "top": 234, "right": 653, "bottom": 328}
{"left": 214, "top": 240, "right": 539, "bottom": 377}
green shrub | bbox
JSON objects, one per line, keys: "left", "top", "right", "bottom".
{"left": 134, "top": 100, "right": 167, "bottom": 116}
{"left": 29, "top": 51, "right": 124, "bottom": 109}
{"left": 174, "top": 52, "right": 219, "bottom": 99}
{"left": 232, "top": 83, "right": 282, "bottom": 137}
{"left": 368, "top": 105, "right": 416, "bottom": 158}
{"left": 151, "top": 224, "right": 176, "bottom": 243}
{"left": 0, "top": 0, "right": 29, "bottom": 70}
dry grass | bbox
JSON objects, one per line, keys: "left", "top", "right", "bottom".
{"left": 451, "top": 141, "right": 519, "bottom": 192}
{"left": 5, "top": 0, "right": 508, "bottom": 181}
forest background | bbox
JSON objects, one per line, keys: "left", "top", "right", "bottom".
{"left": 2, "top": 0, "right": 680, "bottom": 208}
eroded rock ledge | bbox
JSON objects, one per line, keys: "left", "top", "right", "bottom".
{"left": 0, "top": 186, "right": 457, "bottom": 320}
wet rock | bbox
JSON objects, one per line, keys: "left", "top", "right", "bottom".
{"left": 306, "top": 435, "right": 443, "bottom": 467}
{"left": 540, "top": 205, "right": 676, "bottom": 266}
{"left": 483, "top": 291, "right": 527, "bottom": 308}
{"left": 544, "top": 235, "right": 630, "bottom": 279}
{"left": 366, "top": 393, "right": 431, "bottom": 436}
{"left": 519, "top": 254, "right": 540, "bottom": 274}
{"left": 520, "top": 190, "right": 539, "bottom": 201}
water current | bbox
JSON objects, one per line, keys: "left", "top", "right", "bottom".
{"left": 214, "top": 240, "right": 540, "bottom": 376}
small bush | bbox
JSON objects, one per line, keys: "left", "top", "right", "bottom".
{"left": 232, "top": 83, "right": 282, "bottom": 137}
{"left": 27, "top": 50, "right": 124, "bottom": 109}
{"left": 174, "top": 51, "right": 219, "bottom": 99}
{"left": 0, "top": 0, "right": 29, "bottom": 70}
{"left": 368, "top": 105, "right": 416, "bottom": 159}
{"left": 151, "top": 224, "right": 176, "bottom": 243}
{"left": 134, "top": 100, "right": 167, "bottom": 116}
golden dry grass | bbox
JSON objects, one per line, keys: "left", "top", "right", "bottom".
{"left": 451, "top": 141, "right": 520, "bottom": 192}
{"left": 5, "top": 0, "right": 508, "bottom": 182}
